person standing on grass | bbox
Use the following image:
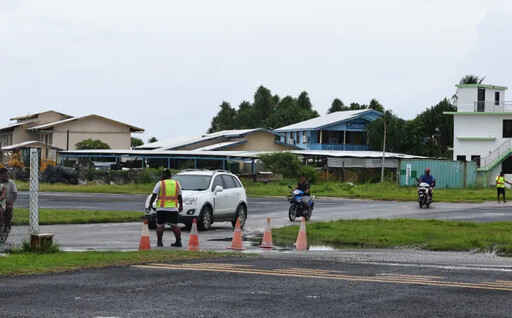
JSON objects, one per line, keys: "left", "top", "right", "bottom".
{"left": 496, "top": 171, "right": 511, "bottom": 203}
{"left": 0, "top": 168, "right": 17, "bottom": 233}
{"left": 148, "top": 169, "right": 183, "bottom": 247}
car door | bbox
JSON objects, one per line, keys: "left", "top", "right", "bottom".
{"left": 211, "top": 175, "right": 229, "bottom": 217}
{"left": 220, "top": 175, "right": 238, "bottom": 218}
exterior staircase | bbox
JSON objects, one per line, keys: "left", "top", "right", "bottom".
{"left": 478, "top": 139, "right": 512, "bottom": 171}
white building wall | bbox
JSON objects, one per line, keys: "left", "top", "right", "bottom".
{"left": 453, "top": 114, "right": 512, "bottom": 160}
{"left": 456, "top": 87, "right": 477, "bottom": 111}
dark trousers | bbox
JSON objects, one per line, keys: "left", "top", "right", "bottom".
{"left": 497, "top": 187, "right": 506, "bottom": 202}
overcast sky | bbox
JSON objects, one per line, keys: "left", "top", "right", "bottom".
{"left": 2, "top": 0, "right": 512, "bottom": 143}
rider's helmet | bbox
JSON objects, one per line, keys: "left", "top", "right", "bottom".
{"left": 425, "top": 168, "right": 430, "bottom": 173}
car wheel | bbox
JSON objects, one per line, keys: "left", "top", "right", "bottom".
{"left": 232, "top": 204, "right": 247, "bottom": 229}
{"left": 289, "top": 205, "right": 297, "bottom": 221}
{"left": 198, "top": 206, "right": 213, "bottom": 231}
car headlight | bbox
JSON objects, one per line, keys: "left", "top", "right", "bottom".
{"left": 184, "top": 197, "right": 198, "bottom": 205}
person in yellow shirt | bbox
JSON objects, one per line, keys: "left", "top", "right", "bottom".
{"left": 496, "top": 171, "right": 512, "bottom": 203}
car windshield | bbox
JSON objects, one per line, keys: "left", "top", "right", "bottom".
{"left": 172, "top": 175, "right": 212, "bottom": 191}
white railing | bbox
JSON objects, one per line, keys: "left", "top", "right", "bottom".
{"left": 473, "top": 101, "right": 512, "bottom": 112}
{"left": 480, "top": 139, "right": 512, "bottom": 168}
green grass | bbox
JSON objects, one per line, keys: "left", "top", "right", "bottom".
{"left": 273, "top": 219, "right": 512, "bottom": 255}
{"left": 11, "top": 209, "right": 143, "bottom": 225}
{"left": 0, "top": 251, "right": 230, "bottom": 276}
{"left": 243, "top": 180, "right": 496, "bottom": 203}
{"left": 15, "top": 180, "right": 497, "bottom": 202}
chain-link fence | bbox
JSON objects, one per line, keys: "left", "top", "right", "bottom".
{"left": 0, "top": 148, "right": 39, "bottom": 252}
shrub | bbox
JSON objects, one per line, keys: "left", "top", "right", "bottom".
{"left": 301, "top": 166, "right": 319, "bottom": 183}
{"left": 259, "top": 152, "right": 302, "bottom": 178}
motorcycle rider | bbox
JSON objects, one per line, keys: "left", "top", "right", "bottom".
{"left": 294, "top": 174, "right": 311, "bottom": 207}
{"left": 417, "top": 168, "right": 435, "bottom": 201}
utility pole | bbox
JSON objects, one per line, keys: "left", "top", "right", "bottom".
{"left": 380, "top": 117, "right": 387, "bottom": 183}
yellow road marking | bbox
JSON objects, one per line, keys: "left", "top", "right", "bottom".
{"left": 133, "top": 263, "right": 512, "bottom": 292}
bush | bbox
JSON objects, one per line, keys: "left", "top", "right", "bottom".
{"left": 301, "top": 166, "right": 319, "bottom": 183}
{"left": 259, "top": 152, "right": 302, "bottom": 178}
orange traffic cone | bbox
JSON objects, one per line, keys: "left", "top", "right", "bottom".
{"left": 188, "top": 219, "right": 200, "bottom": 251}
{"left": 293, "top": 217, "right": 307, "bottom": 251}
{"left": 228, "top": 218, "right": 245, "bottom": 250}
{"left": 258, "top": 218, "right": 274, "bottom": 249}
{"left": 139, "top": 219, "right": 151, "bottom": 251}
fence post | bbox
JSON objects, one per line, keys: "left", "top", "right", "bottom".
{"left": 29, "top": 148, "right": 39, "bottom": 234}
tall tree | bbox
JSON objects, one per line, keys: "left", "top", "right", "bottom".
{"left": 208, "top": 101, "right": 237, "bottom": 133}
{"left": 459, "top": 74, "right": 485, "bottom": 84}
{"left": 148, "top": 137, "right": 158, "bottom": 143}
{"left": 327, "top": 98, "right": 347, "bottom": 113}
{"left": 297, "top": 91, "right": 313, "bottom": 110}
{"left": 349, "top": 102, "right": 366, "bottom": 110}
{"left": 233, "top": 101, "right": 256, "bottom": 129}
{"left": 416, "top": 98, "right": 456, "bottom": 158}
{"left": 367, "top": 98, "right": 385, "bottom": 112}
{"left": 253, "top": 86, "right": 276, "bottom": 127}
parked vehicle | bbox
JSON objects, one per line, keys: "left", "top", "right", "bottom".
{"left": 145, "top": 170, "right": 248, "bottom": 231}
{"left": 417, "top": 182, "right": 432, "bottom": 208}
{"left": 287, "top": 186, "right": 314, "bottom": 221}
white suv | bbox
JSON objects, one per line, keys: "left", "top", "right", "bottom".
{"left": 145, "top": 170, "right": 248, "bottom": 231}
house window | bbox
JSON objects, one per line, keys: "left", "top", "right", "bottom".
{"left": 456, "top": 155, "right": 466, "bottom": 161}
{"left": 495, "top": 92, "right": 500, "bottom": 106}
{"left": 296, "top": 131, "right": 300, "bottom": 143}
{"left": 471, "top": 155, "right": 480, "bottom": 167}
{"left": 503, "top": 120, "right": 512, "bottom": 138}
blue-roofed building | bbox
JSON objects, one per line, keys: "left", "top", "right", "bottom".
{"left": 274, "top": 109, "right": 382, "bottom": 151}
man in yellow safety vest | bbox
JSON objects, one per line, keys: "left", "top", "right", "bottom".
{"left": 496, "top": 171, "right": 512, "bottom": 203}
{"left": 148, "top": 169, "right": 183, "bottom": 247}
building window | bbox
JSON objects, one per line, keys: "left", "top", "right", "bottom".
{"left": 503, "top": 120, "right": 512, "bottom": 138}
{"left": 456, "top": 155, "right": 466, "bottom": 161}
{"left": 471, "top": 155, "right": 480, "bottom": 167}
{"left": 296, "top": 131, "right": 300, "bottom": 143}
{"left": 495, "top": 92, "right": 500, "bottom": 106}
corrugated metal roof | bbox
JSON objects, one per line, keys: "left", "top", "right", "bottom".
{"left": 193, "top": 140, "right": 247, "bottom": 151}
{"left": 60, "top": 149, "right": 427, "bottom": 160}
{"left": 136, "top": 129, "right": 283, "bottom": 151}
{"left": 0, "top": 121, "right": 34, "bottom": 132}
{"left": 29, "top": 114, "right": 144, "bottom": 132}
{"left": 275, "top": 109, "right": 381, "bottom": 131}
{"left": 1, "top": 140, "right": 64, "bottom": 151}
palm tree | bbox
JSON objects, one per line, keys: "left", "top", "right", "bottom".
{"left": 459, "top": 74, "right": 485, "bottom": 85}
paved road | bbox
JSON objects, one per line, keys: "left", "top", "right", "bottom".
{"left": 34, "top": 192, "right": 512, "bottom": 251}
{"left": 1, "top": 254, "right": 511, "bottom": 317}
{"left": 39, "top": 192, "right": 512, "bottom": 222}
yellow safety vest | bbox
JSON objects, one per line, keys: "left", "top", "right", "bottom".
{"left": 497, "top": 176, "right": 506, "bottom": 188}
{"left": 157, "top": 179, "right": 180, "bottom": 208}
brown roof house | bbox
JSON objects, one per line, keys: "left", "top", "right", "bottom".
{"left": 0, "top": 110, "right": 143, "bottom": 165}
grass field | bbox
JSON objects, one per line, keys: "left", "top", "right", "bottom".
{"left": 14, "top": 180, "right": 497, "bottom": 203}
{"left": 11, "top": 209, "right": 143, "bottom": 225}
{"left": 0, "top": 251, "right": 231, "bottom": 276}
{"left": 272, "top": 218, "right": 512, "bottom": 256}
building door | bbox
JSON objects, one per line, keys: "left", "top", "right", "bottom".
{"left": 477, "top": 88, "right": 485, "bottom": 112}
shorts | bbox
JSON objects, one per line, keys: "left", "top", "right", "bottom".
{"left": 497, "top": 188, "right": 505, "bottom": 195}
{"left": 156, "top": 210, "right": 179, "bottom": 227}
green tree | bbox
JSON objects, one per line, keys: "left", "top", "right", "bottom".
{"left": 416, "top": 98, "right": 456, "bottom": 158}
{"left": 253, "top": 86, "right": 276, "bottom": 127}
{"left": 297, "top": 91, "right": 313, "bottom": 111}
{"left": 259, "top": 152, "right": 302, "bottom": 178}
{"left": 208, "top": 101, "right": 238, "bottom": 133}
{"left": 459, "top": 74, "right": 485, "bottom": 84}
{"left": 234, "top": 101, "right": 257, "bottom": 129}
{"left": 131, "top": 137, "right": 144, "bottom": 148}
{"left": 75, "top": 139, "right": 110, "bottom": 150}
{"left": 349, "top": 102, "right": 366, "bottom": 110}
{"left": 367, "top": 98, "right": 385, "bottom": 113}
{"left": 327, "top": 98, "right": 347, "bottom": 113}
{"left": 365, "top": 111, "right": 409, "bottom": 153}
{"left": 148, "top": 137, "right": 158, "bottom": 143}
